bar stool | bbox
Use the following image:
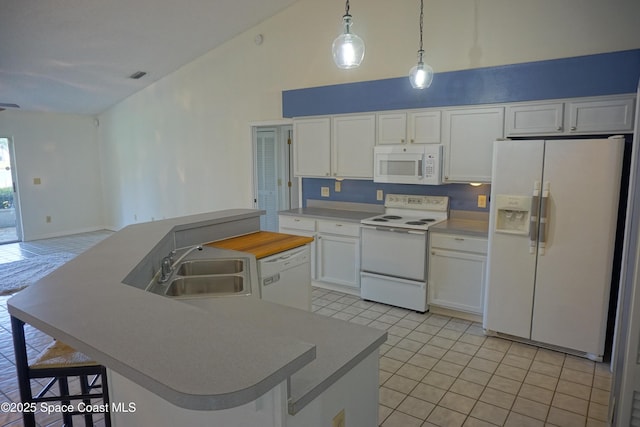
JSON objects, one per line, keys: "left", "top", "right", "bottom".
{"left": 11, "top": 316, "right": 112, "bottom": 427}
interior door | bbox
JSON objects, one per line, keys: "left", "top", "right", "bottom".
{"left": 531, "top": 138, "right": 624, "bottom": 356}
{"left": 484, "top": 140, "right": 544, "bottom": 339}
{"left": 253, "top": 126, "right": 295, "bottom": 231}
{"left": 610, "top": 83, "right": 640, "bottom": 426}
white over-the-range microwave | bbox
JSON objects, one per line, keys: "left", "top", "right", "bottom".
{"left": 373, "top": 144, "right": 443, "bottom": 185}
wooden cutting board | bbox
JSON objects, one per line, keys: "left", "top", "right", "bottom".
{"left": 206, "top": 231, "right": 314, "bottom": 259}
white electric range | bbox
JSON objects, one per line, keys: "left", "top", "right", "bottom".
{"left": 360, "top": 194, "right": 449, "bottom": 312}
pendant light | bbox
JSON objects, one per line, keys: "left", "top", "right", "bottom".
{"left": 332, "top": 0, "right": 365, "bottom": 69}
{"left": 409, "top": 0, "right": 434, "bottom": 89}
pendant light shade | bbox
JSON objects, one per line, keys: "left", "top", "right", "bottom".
{"left": 409, "top": 51, "right": 434, "bottom": 89}
{"left": 332, "top": 0, "right": 365, "bottom": 69}
{"left": 409, "top": 0, "right": 433, "bottom": 89}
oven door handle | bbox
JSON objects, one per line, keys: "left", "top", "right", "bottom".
{"left": 361, "top": 225, "right": 426, "bottom": 235}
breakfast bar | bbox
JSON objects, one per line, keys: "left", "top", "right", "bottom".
{"left": 7, "top": 209, "right": 386, "bottom": 426}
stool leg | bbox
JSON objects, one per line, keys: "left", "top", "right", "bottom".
{"left": 100, "top": 367, "right": 112, "bottom": 426}
{"left": 10, "top": 316, "right": 36, "bottom": 427}
{"left": 79, "top": 375, "right": 94, "bottom": 426}
{"left": 58, "top": 377, "right": 73, "bottom": 426}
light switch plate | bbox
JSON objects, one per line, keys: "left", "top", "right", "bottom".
{"left": 376, "top": 190, "right": 384, "bottom": 201}
{"left": 321, "top": 187, "right": 330, "bottom": 197}
{"left": 478, "top": 195, "right": 487, "bottom": 208}
{"left": 335, "top": 181, "right": 341, "bottom": 192}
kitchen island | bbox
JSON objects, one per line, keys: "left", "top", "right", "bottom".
{"left": 7, "top": 209, "right": 386, "bottom": 426}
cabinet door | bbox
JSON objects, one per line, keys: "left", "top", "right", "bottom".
{"left": 316, "top": 234, "right": 360, "bottom": 289}
{"left": 408, "top": 110, "right": 441, "bottom": 144}
{"left": 376, "top": 113, "right": 407, "bottom": 145}
{"left": 568, "top": 97, "right": 635, "bottom": 133}
{"left": 332, "top": 114, "right": 375, "bottom": 178}
{"left": 293, "top": 117, "right": 331, "bottom": 177}
{"left": 442, "top": 107, "right": 504, "bottom": 183}
{"left": 505, "top": 103, "right": 564, "bottom": 136}
{"left": 428, "top": 248, "right": 487, "bottom": 314}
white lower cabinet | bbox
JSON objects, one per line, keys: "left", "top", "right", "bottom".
{"left": 316, "top": 220, "right": 361, "bottom": 290}
{"left": 428, "top": 233, "right": 487, "bottom": 315}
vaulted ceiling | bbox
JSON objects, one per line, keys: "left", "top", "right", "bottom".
{"left": 0, "top": 0, "right": 300, "bottom": 115}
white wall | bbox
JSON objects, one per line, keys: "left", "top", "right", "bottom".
{"left": 0, "top": 111, "right": 104, "bottom": 240}
{"left": 98, "top": 0, "right": 640, "bottom": 230}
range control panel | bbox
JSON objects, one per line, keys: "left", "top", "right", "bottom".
{"left": 384, "top": 194, "right": 449, "bottom": 212}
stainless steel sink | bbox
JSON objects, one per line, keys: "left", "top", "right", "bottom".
{"left": 176, "top": 259, "right": 244, "bottom": 276}
{"left": 166, "top": 276, "right": 245, "bottom": 297}
{"left": 146, "top": 253, "right": 251, "bottom": 298}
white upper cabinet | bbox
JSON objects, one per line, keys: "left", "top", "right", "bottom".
{"left": 377, "top": 110, "right": 441, "bottom": 145}
{"left": 505, "top": 95, "right": 635, "bottom": 137}
{"left": 376, "top": 113, "right": 407, "bottom": 145}
{"left": 505, "top": 102, "right": 564, "bottom": 135}
{"left": 332, "top": 114, "right": 375, "bottom": 178}
{"left": 568, "top": 96, "right": 635, "bottom": 133}
{"left": 409, "top": 110, "right": 441, "bottom": 144}
{"left": 442, "top": 106, "right": 504, "bottom": 183}
{"left": 293, "top": 114, "right": 375, "bottom": 179}
{"left": 293, "top": 117, "right": 331, "bottom": 177}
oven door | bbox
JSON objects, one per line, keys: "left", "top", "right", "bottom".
{"left": 360, "top": 225, "right": 427, "bottom": 281}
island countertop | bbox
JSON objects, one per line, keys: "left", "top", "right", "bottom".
{"left": 207, "top": 230, "right": 314, "bottom": 259}
{"left": 7, "top": 209, "right": 385, "bottom": 413}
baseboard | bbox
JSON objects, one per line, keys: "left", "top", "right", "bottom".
{"left": 23, "top": 226, "right": 113, "bottom": 242}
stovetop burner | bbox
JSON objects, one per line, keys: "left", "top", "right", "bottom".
{"left": 360, "top": 194, "right": 449, "bottom": 231}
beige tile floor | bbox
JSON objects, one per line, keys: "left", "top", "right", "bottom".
{"left": 0, "top": 231, "right": 613, "bottom": 426}
{"left": 312, "top": 287, "right": 612, "bottom": 427}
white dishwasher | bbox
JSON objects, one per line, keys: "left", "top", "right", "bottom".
{"left": 258, "top": 245, "right": 311, "bottom": 311}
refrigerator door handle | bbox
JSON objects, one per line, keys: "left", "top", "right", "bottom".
{"left": 538, "top": 181, "right": 551, "bottom": 256}
{"left": 529, "top": 181, "right": 541, "bottom": 254}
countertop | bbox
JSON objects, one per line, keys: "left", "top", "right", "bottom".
{"left": 279, "top": 207, "right": 379, "bottom": 223}
{"left": 429, "top": 218, "right": 489, "bottom": 238}
{"left": 7, "top": 209, "right": 386, "bottom": 413}
{"left": 207, "top": 231, "right": 314, "bottom": 259}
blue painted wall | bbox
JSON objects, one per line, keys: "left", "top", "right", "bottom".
{"left": 283, "top": 49, "right": 640, "bottom": 117}
{"left": 303, "top": 179, "right": 490, "bottom": 212}
{"left": 287, "top": 50, "right": 640, "bottom": 211}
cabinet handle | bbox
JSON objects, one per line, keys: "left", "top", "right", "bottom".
{"left": 410, "top": 139, "right": 415, "bottom": 143}
{"left": 570, "top": 126, "right": 577, "bottom": 131}
{"left": 556, "top": 126, "right": 562, "bottom": 131}
{"left": 335, "top": 224, "right": 343, "bottom": 227}
{"left": 401, "top": 139, "right": 405, "bottom": 143}
{"left": 325, "top": 173, "right": 330, "bottom": 176}
{"left": 455, "top": 237, "right": 465, "bottom": 241}
{"left": 431, "top": 251, "right": 436, "bottom": 255}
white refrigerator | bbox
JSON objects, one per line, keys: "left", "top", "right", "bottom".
{"left": 484, "top": 136, "right": 624, "bottom": 361}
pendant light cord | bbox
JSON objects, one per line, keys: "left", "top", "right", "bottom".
{"left": 344, "top": 0, "right": 351, "bottom": 18}
{"left": 418, "top": 0, "right": 424, "bottom": 54}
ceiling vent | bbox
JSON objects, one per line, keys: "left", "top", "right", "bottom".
{"left": 129, "top": 71, "right": 147, "bottom": 80}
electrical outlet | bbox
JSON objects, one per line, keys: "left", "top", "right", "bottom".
{"left": 321, "top": 187, "right": 330, "bottom": 197}
{"left": 335, "top": 181, "right": 341, "bottom": 192}
{"left": 332, "top": 409, "right": 345, "bottom": 427}
{"left": 478, "top": 195, "right": 487, "bottom": 208}
{"left": 376, "top": 190, "right": 384, "bottom": 201}
{"left": 46, "top": 216, "right": 51, "bottom": 223}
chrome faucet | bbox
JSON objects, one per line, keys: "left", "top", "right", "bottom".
{"left": 157, "top": 245, "right": 203, "bottom": 284}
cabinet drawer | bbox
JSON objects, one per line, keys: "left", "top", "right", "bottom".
{"left": 430, "top": 233, "right": 487, "bottom": 254}
{"left": 279, "top": 215, "right": 316, "bottom": 232}
{"left": 317, "top": 220, "right": 360, "bottom": 237}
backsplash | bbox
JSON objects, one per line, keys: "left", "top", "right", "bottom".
{"left": 302, "top": 178, "right": 490, "bottom": 212}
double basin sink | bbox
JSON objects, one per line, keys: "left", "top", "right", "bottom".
{"left": 147, "top": 247, "right": 251, "bottom": 298}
